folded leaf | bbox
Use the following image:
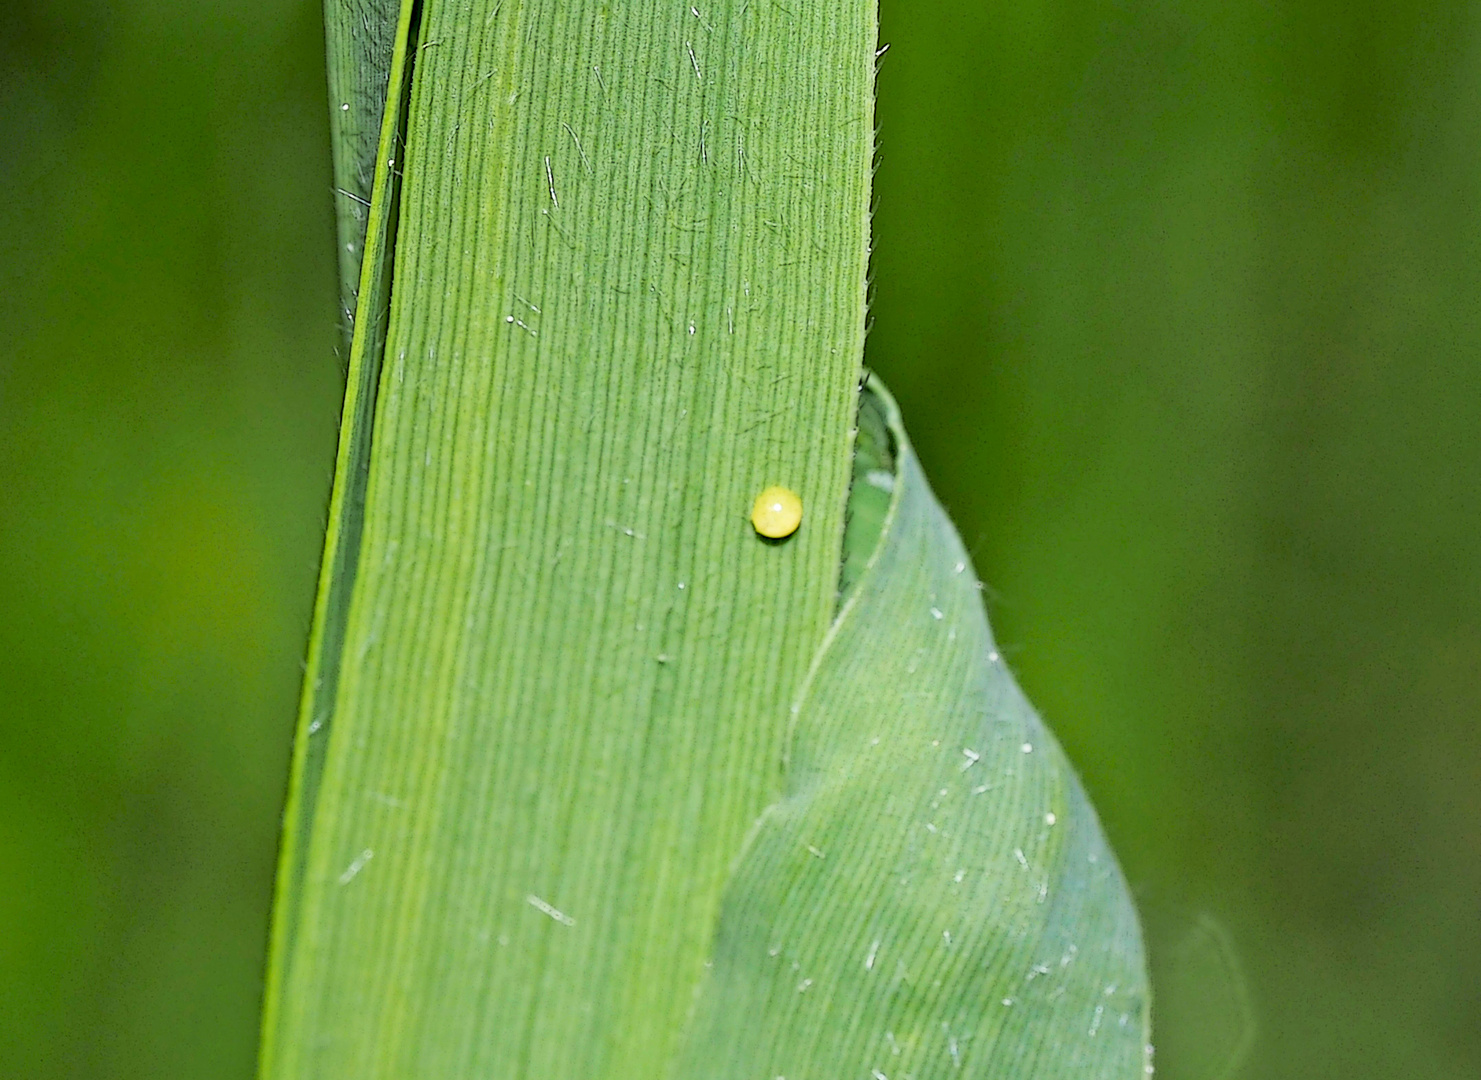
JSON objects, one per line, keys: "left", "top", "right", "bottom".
{"left": 325, "top": 0, "right": 404, "bottom": 344}
{"left": 676, "top": 379, "right": 1152, "bottom": 1077}
{"left": 260, "top": 2, "right": 1151, "bottom": 1077}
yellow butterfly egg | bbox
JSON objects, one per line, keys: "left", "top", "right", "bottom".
{"left": 751, "top": 485, "right": 803, "bottom": 539}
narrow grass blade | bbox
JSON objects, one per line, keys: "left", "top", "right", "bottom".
{"left": 325, "top": 0, "right": 403, "bottom": 346}
{"left": 258, "top": 1, "right": 418, "bottom": 1069}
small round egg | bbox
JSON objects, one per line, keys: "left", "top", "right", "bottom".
{"left": 751, "top": 485, "right": 803, "bottom": 539}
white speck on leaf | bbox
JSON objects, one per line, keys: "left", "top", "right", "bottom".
{"left": 337, "top": 849, "right": 373, "bottom": 885}
{"left": 526, "top": 894, "right": 576, "bottom": 926}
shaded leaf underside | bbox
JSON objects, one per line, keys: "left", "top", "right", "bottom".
{"left": 325, "top": 0, "right": 403, "bottom": 347}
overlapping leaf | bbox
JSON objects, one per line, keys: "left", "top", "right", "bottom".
{"left": 675, "top": 382, "right": 1151, "bottom": 1078}
{"left": 259, "top": 1, "right": 1150, "bottom": 1076}
{"left": 325, "top": 0, "right": 404, "bottom": 345}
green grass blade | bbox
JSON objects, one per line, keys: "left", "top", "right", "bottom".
{"left": 262, "top": 2, "right": 1149, "bottom": 1077}
{"left": 262, "top": 0, "right": 875, "bottom": 1076}
{"left": 258, "top": 1, "right": 418, "bottom": 1071}
{"left": 325, "top": 0, "right": 403, "bottom": 347}
{"left": 675, "top": 379, "right": 1152, "bottom": 1077}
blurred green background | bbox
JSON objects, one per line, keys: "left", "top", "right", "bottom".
{"left": 2, "top": 0, "right": 1477, "bottom": 1076}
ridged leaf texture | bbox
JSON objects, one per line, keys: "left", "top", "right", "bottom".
{"left": 258, "top": 1, "right": 1152, "bottom": 1077}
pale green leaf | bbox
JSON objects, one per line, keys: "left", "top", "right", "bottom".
{"left": 259, "top": 1, "right": 1150, "bottom": 1077}
{"left": 262, "top": 0, "right": 874, "bottom": 1074}
{"left": 674, "top": 380, "right": 1152, "bottom": 1078}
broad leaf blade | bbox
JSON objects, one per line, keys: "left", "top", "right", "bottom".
{"left": 262, "top": 0, "right": 875, "bottom": 1076}
{"left": 676, "top": 381, "right": 1151, "bottom": 1077}
{"left": 262, "top": 1, "right": 1151, "bottom": 1077}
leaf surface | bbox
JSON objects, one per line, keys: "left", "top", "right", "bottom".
{"left": 260, "top": 2, "right": 1150, "bottom": 1078}
{"left": 263, "top": 0, "right": 875, "bottom": 1076}
{"left": 259, "top": 0, "right": 418, "bottom": 1056}
{"left": 675, "top": 381, "right": 1152, "bottom": 1078}
{"left": 325, "top": 0, "right": 404, "bottom": 343}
